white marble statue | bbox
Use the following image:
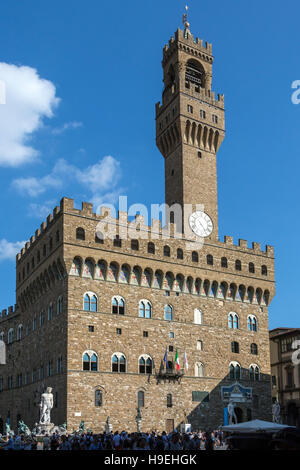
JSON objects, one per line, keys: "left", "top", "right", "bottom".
{"left": 228, "top": 400, "right": 237, "bottom": 425}
{"left": 39, "top": 387, "right": 54, "bottom": 424}
{"left": 272, "top": 400, "right": 281, "bottom": 424}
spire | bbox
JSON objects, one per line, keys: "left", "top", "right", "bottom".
{"left": 182, "top": 5, "right": 191, "bottom": 37}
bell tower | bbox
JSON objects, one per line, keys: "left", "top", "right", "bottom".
{"left": 155, "top": 10, "right": 225, "bottom": 240}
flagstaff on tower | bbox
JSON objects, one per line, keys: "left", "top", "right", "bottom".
{"left": 182, "top": 5, "right": 191, "bottom": 36}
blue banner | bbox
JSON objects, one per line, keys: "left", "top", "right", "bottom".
{"left": 223, "top": 407, "right": 229, "bottom": 426}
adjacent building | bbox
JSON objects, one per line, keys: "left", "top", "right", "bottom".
{"left": 270, "top": 328, "right": 300, "bottom": 426}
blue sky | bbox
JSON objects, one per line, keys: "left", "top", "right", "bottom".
{"left": 0, "top": 0, "right": 299, "bottom": 329}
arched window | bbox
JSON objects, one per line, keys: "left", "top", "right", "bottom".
{"left": 167, "top": 393, "right": 173, "bottom": 408}
{"left": 164, "top": 305, "right": 173, "bottom": 321}
{"left": 228, "top": 313, "right": 239, "bottom": 329}
{"left": 57, "top": 296, "right": 63, "bottom": 315}
{"left": 139, "top": 355, "right": 153, "bottom": 374}
{"left": 8, "top": 329, "right": 14, "bottom": 344}
{"left": 138, "top": 390, "right": 145, "bottom": 408}
{"left": 249, "top": 365, "right": 260, "bottom": 381}
{"left": 235, "top": 260, "right": 242, "bottom": 271}
{"left": 249, "top": 262, "right": 255, "bottom": 273}
{"left": 250, "top": 343, "right": 258, "bottom": 355}
{"left": 192, "top": 251, "right": 198, "bottom": 263}
{"left": 139, "top": 300, "right": 152, "bottom": 319}
{"left": 261, "top": 265, "right": 268, "bottom": 276}
{"left": 95, "top": 232, "right": 104, "bottom": 244}
{"left": 83, "top": 293, "right": 98, "bottom": 312}
{"left": 197, "top": 340, "right": 203, "bottom": 350}
{"left": 76, "top": 227, "right": 85, "bottom": 241}
{"left": 229, "top": 362, "right": 241, "bottom": 380}
{"left": 195, "top": 362, "right": 205, "bottom": 377}
{"left": 194, "top": 308, "right": 202, "bottom": 325}
{"left": 111, "top": 353, "right": 126, "bottom": 373}
{"left": 231, "top": 341, "right": 239, "bottom": 354}
{"left": 164, "top": 245, "right": 170, "bottom": 257}
{"left": 83, "top": 351, "right": 98, "bottom": 371}
{"left": 112, "top": 296, "right": 125, "bottom": 315}
{"left": 177, "top": 248, "right": 183, "bottom": 260}
{"left": 248, "top": 315, "right": 257, "bottom": 332}
{"left": 17, "top": 325, "right": 23, "bottom": 341}
{"left": 207, "top": 254, "right": 213, "bottom": 266}
{"left": 185, "top": 59, "right": 205, "bottom": 88}
{"left": 95, "top": 389, "right": 102, "bottom": 406}
{"left": 48, "top": 303, "right": 54, "bottom": 321}
{"left": 148, "top": 242, "right": 155, "bottom": 254}
{"left": 131, "top": 239, "right": 139, "bottom": 251}
{"left": 90, "top": 353, "right": 98, "bottom": 371}
{"left": 221, "top": 257, "right": 228, "bottom": 268}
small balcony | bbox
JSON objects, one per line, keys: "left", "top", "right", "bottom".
{"left": 155, "top": 365, "right": 184, "bottom": 384}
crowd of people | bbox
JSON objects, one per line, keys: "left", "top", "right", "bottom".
{"left": 0, "top": 429, "right": 226, "bottom": 451}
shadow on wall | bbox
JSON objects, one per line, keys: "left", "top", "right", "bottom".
{"left": 183, "top": 368, "right": 272, "bottom": 431}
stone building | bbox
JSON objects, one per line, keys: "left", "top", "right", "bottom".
{"left": 270, "top": 328, "right": 300, "bottom": 426}
{"left": 0, "top": 17, "right": 275, "bottom": 433}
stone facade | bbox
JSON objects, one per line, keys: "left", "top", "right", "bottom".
{"left": 270, "top": 328, "right": 300, "bottom": 426}
{"left": 0, "top": 22, "right": 275, "bottom": 434}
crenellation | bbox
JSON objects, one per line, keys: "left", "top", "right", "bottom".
{"left": 224, "top": 236, "right": 233, "bottom": 245}
{"left": 46, "top": 213, "right": 53, "bottom": 226}
{"left": 60, "top": 197, "right": 75, "bottom": 212}
{"left": 35, "top": 229, "right": 40, "bottom": 239}
{"left": 53, "top": 206, "right": 60, "bottom": 217}
{"left": 81, "top": 201, "right": 94, "bottom": 215}
{"left": 252, "top": 242, "right": 261, "bottom": 253}
{"left": 41, "top": 221, "right": 46, "bottom": 232}
{"left": 30, "top": 235, "right": 35, "bottom": 245}
{"left": 238, "top": 239, "right": 248, "bottom": 249}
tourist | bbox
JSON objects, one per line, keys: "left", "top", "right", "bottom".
{"left": 43, "top": 433, "right": 50, "bottom": 450}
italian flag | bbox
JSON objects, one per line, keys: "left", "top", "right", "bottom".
{"left": 175, "top": 349, "right": 180, "bottom": 371}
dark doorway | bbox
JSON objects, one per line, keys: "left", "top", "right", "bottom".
{"left": 166, "top": 419, "right": 174, "bottom": 434}
{"left": 287, "top": 402, "right": 298, "bottom": 427}
{"left": 235, "top": 407, "right": 243, "bottom": 423}
{"left": 0, "top": 418, "right": 3, "bottom": 434}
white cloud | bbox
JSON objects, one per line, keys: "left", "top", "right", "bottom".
{"left": 0, "top": 239, "right": 27, "bottom": 262}
{"left": 12, "top": 173, "right": 61, "bottom": 197}
{"left": 12, "top": 155, "right": 124, "bottom": 213}
{"left": 28, "top": 201, "right": 56, "bottom": 218}
{"left": 51, "top": 121, "right": 83, "bottom": 135}
{"left": 0, "top": 62, "right": 60, "bottom": 166}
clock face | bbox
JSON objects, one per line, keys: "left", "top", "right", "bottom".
{"left": 189, "top": 211, "right": 213, "bottom": 237}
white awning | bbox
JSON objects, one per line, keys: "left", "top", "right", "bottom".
{"left": 221, "top": 419, "right": 295, "bottom": 433}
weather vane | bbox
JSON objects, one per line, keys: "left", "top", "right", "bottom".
{"left": 182, "top": 5, "right": 188, "bottom": 25}
{"left": 182, "top": 5, "right": 190, "bottom": 35}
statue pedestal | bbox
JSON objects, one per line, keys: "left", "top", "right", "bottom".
{"left": 38, "top": 422, "right": 54, "bottom": 435}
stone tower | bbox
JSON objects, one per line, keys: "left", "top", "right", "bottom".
{"left": 156, "top": 15, "right": 225, "bottom": 240}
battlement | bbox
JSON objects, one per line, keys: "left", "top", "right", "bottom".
{"left": 162, "top": 28, "right": 213, "bottom": 61}
{"left": 16, "top": 204, "right": 62, "bottom": 262}
{"left": 61, "top": 198, "right": 274, "bottom": 257}
{"left": 0, "top": 304, "right": 18, "bottom": 320}
{"left": 15, "top": 197, "right": 275, "bottom": 262}
{"left": 155, "top": 86, "right": 225, "bottom": 115}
